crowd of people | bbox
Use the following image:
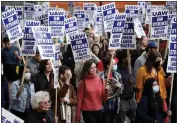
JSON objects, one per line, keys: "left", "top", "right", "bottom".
{"left": 1, "top": 10, "right": 177, "bottom": 123}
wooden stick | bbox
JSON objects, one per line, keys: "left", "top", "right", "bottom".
{"left": 127, "top": 49, "right": 132, "bottom": 75}
{"left": 148, "top": 24, "right": 151, "bottom": 38}
{"left": 164, "top": 40, "right": 169, "bottom": 61}
{"left": 16, "top": 41, "right": 26, "bottom": 86}
{"left": 168, "top": 73, "right": 174, "bottom": 110}
{"left": 55, "top": 88, "right": 58, "bottom": 117}
{"left": 107, "top": 50, "right": 115, "bottom": 81}
{"left": 157, "top": 39, "right": 160, "bottom": 52}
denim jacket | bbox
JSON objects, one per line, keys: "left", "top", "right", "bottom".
{"left": 9, "top": 80, "right": 35, "bottom": 112}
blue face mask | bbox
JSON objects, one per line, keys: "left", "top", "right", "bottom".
{"left": 58, "top": 39, "right": 63, "bottom": 43}
{"left": 112, "top": 64, "right": 117, "bottom": 71}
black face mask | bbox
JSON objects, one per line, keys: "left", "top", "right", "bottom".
{"left": 153, "top": 61, "right": 161, "bottom": 71}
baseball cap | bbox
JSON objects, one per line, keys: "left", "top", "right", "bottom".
{"left": 147, "top": 42, "right": 157, "bottom": 48}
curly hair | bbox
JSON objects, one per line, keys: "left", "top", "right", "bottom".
{"left": 31, "top": 91, "right": 50, "bottom": 109}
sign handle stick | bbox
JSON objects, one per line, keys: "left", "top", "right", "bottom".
{"left": 164, "top": 40, "right": 169, "bottom": 61}
{"left": 148, "top": 24, "right": 151, "bottom": 38}
{"left": 157, "top": 39, "right": 160, "bottom": 52}
{"left": 16, "top": 41, "right": 26, "bottom": 86}
{"left": 127, "top": 49, "right": 132, "bottom": 75}
{"left": 55, "top": 88, "right": 58, "bottom": 123}
{"left": 169, "top": 73, "right": 174, "bottom": 111}
{"left": 107, "top": 50, "right": 115, "bottom": 82}
{"left": 168, "top": 73, "right": 174, "bottom": 123}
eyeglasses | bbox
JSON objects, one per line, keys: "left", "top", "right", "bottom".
{"left": 40, "top": 100, "right": 52, "bottom": 105}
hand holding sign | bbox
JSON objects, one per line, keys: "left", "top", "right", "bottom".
{"left": 16, "top": 86, "right": 24, "bottom": 98}
{"left": 166, "top": 76, "right": 172, "bottom": 85}
{"left": 14, "top": 50, "right": 18, "bottom": 56}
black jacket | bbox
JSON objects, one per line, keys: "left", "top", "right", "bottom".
{"left": 118, "top": 67, "right": 134, "bottom": 100}
{"left": 25, "top": 109, "right": 54, "bottom": 123}
{"left": 31, "top": 72, "right": 50, "bottom": 92}
{"left": 137, "top": 96, "right": 166, "bottom": 123}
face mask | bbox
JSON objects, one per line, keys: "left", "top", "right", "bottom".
{"left": 24, "top": 73, "right": 31, "bottom": 80}
{"left": 112, "top": 65, "right": 117, "bottom": 71}
{"left": 153, "top": 61, "right": 161, "bottom": 70}
{"left": 58, "top": 39, "right": 63, "bottom": 43}
{"left": 153, "top": 85, "right": 159, "bottom": 93}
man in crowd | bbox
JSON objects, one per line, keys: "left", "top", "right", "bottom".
{"left": 131, "top": 36, "right": 149, "bottom": 68}
{"left": 134, "top": 42, "right": 157, "bottom": 83}
{"left": 27, "top": 50, "right": 41, "bottom": 76}
{"left": 1, "top": 37, "right": 22, "bottom": 87}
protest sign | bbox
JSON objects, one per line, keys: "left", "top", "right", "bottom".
{"left": 52, "top": 44, "right": 60, "bottom": 89}
{"left": 74, "top": 6, "right": 81, "bottom": 10}
{"left": 94, "top": 6, "right": 103, "bottom": 36}
{"left": 1, "top": 7, "right": 6, "bottom": 37}
{"left": 48, "top": 10, "right": 65, "bottom": 39}
{"left": 35, "top": 13, "right": 48, "bottom": 26}
{"left": 166, "top": 10, "right": 176, "bottom": 40}
{"left": 102, "top": 2, "right": 116, "bottom": 32}
{"left": 2, "top": 108, "right": 24, "bottom": 123}
{"left": 145, "top": 5, "right": 159, "bottom": 24}
{"left": 150, "top": 10, "right": 168, "bottom": 40}
{"left": 125, "top": 5, "right": 139, "bottom": 18}
{"left": 32, "top": 26, "right": 55, "bottom": 59}
{"left": 48, "top": 7, "right": 58, "bottom": 11}
{"left": 146, "top": 2, "right": 151, "bottom": 6}
{"left": 48, "top": 7, "right": 68, "bottom": 18}
{"left": 108, "top": 13, "right": 127, "bottom": 49}
{"left": 65, "top": 17, "right": 79, "bottom": 44}
{"left": 134, "top": 18, "right": 146, "bottom": 38}
{"left": 68, "top": 2, "right": 74, "bottom": 16}
{"left": 85, "top": 14, "right": 90, "bottom": 28}
{"left": 138, "top": 8, "right": 144, "bottom": 23}
{"left": 167, "top": 17, "right": 177, "bottom": 73}
{"left": 24, "top": 2, "right": 34, "bottom": 20}
{"left": 1, "top": 6, "right": 6, "bottom": 12}
{"left": 138, "top": 1, "right": 146, "bottom": 8}
{"left": 5, "top": 6, "right": 23, "bottom": 29}
{"left": 60, "top": 9, "right": 68, "bottom": 18}
{"left": 166, "top": 1, "right": 177, "bottom": 8}
{"left": 2, "top": 8, "right": 23, "bottom": 43}
{"left": 21, "top": 20, "right": 41, "bottom": 56}
{"left": 83, "top": 3, "right": 97, "bottom": 26}
{"left": 34, "top": 5, "right": 43, "bottom": 17}
{"left": 69, "top": 32, "right": 91, "bottom": 62}
{"left": 74, "top": 10, "right": 85, "bottom": 32}
{"left": 121, "top": 17, "right": 136, "bottom": 49}
{"left": 138, "top": 1, "right": 146, "bottom": 22}
{"left": 42, "top": 2, "right": 49, "bottom": 14}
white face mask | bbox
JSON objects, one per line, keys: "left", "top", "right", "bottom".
{"left": 24, "top": 73, "right": 31, "bottom": 80}
{"left": 153, "top": 85, "right": 159, "bottom": 93}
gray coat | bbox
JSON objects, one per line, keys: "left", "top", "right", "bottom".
{"left": 133, "top": 51, "right": 148, "bottom": 83}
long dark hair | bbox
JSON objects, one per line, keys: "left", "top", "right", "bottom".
{"left": 145, "top": 51, "right": 161, "bottom": 73}
{"left": 143, "top": 78, "right": 163, "bottom": 112}
{"left": 79, "top": 59, "right": 96, "bottom": 81}
{"left": 39, "top": 60, "right": 49, "bottom": 73}
{"left": 66, "top": 44, "right": 74, "bottom": 57}
{"left": 117, "top": 49, "right": 128, "bottom": 69}
{"left": 91, "top": 44, "right": 103, "bottom": 59}
{"left": 38, "top": 60, "right": 54, "bottom": 83}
